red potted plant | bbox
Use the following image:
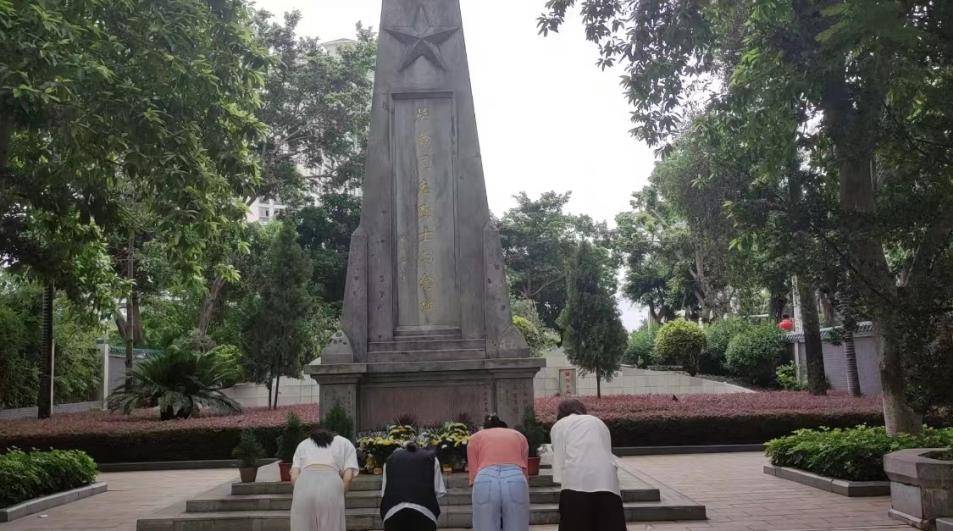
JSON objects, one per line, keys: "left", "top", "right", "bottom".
{"left": 276, "top": 412, "right": 306, "bottom": 482}
{"left": 519, "top": 408, "right": 546, "bottom": 477}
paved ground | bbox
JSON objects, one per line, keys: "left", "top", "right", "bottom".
{"left": 0, "top": 452, "right": 908, "bottom": 531}
{"left": 0, "top": 469, "right": 236, "bottom": 531}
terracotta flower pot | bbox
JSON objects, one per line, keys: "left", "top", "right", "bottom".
{"left": 527, "top": 456, "right": 541, "bottom": 477}
{"left": 279, "top": 461, "right": 293, "bottom": 482}
{"left": 239, "top": 467, "right": 258, "bottom": 483}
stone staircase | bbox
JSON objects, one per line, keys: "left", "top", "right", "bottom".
{"left": 137, "top": 463, "right": 706, "bottom": 530}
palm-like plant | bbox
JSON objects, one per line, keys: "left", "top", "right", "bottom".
{"left": 108, "top": 347, "right": 242, "bottom": 420}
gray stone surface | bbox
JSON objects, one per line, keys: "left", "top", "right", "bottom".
{"left": 937, "top": 517, "right": 953, "bottom": 531}
{"left": 0, "top": 482, "right": 107, "bottom": 522}
{"left": 762, "top": 464, "right": 891, "bottom": 497}
{"left": 137, "top": 462, "right": 705, "bottom": 530}
{"left": 307, "top": 0, "right": 540, "bottom": 430}
{"left": 885, "top": 448, "right": 953, "bottom": 529}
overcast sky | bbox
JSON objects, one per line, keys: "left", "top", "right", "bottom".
{"left": 253, "top": 0, "right": 654, "bottom": 329}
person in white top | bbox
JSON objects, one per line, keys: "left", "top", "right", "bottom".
{"left": 289, "top": 427, "right": 360, "bottom": 531}
{"left": 550, "top": 399, "right": 625, "bottom": 531}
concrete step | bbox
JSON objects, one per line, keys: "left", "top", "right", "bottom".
{"left": 188, "top": 485, "right": 660, "bottom": 513}
{"left": 232, "top": 473, "right": 560, "bottom": 495}
{"left": 393, "top": 326, "right": 461, "bottom": 338}
{"left": 368, "top": 348, "right": 485, "bottom": 363}
{"left": 368, "top": 338, "right": 485, "bottom": 352}
{"left": 142, "top": 499, "right": 706, "bottom": 531}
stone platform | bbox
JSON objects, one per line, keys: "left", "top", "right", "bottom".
{"left": 136, "top": 463, "right": 706, "bottom": 530}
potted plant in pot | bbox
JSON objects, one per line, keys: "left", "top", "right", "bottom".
{"left": 519, "top": 408, "right": 546, "bottom": 476}
{"left": 275, "top": 412, "right": 307, "bottom": 482}
{"left": 232, "top": 429, "right": 265, "bottom": 483}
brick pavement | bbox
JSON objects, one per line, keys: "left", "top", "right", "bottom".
{"left": 0, "top": 469, "right": 236, "bottom": 531}
{"left": 0, "top": 453, "right": 909, "bottom": 531}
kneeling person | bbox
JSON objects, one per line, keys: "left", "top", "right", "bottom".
{"left": 380, "top": 441, "right": 446, "bottom": 531}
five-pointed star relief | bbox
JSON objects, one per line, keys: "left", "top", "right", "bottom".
{"left": 384, "top": 6, "right": 460, "bottom": 71}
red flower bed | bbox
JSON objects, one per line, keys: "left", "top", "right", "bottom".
{"left": 534, "top": 392, "right": 882, "bottom": 423}
{"left": 0, "top": 405, "right": 319, "bottom": 464}
{"left": 0, "top": 392, "right": 904, "bottom": 461}
{"left": 534, "top": 392, "right": 887, "bottom": 447}
{"left": 0, "top": 405, "right": 318, "bottom": 439}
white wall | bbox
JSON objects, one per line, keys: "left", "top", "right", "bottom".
{"left": 532, "top": 350, "right": 753, "bottom": 397}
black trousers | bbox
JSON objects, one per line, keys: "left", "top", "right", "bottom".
{"left": 558, "top": 490, "right": 626, "bottom": 531}
{"left": 383, "top": 508, "right": 437, "bottom": 531}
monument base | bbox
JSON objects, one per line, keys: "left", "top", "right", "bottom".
{"left": 307, "top": 358, "right": 544, "bottom": 430}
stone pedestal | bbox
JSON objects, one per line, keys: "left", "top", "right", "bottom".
{"left": 306, "top": 0, "right": 542, "bottom": 431}
{"left": 309, "top": 358, "right": 542, "bottom": 429}
{"left": 885, "top": 448, "right": 953, "bottom": 530}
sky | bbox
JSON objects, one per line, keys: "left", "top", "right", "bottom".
{"left": 253, "top": 0, "right": 656, "bottom": 329}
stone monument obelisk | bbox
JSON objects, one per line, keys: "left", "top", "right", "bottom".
{"left": 307, "top": 0, "right": 544, "bottom": 431}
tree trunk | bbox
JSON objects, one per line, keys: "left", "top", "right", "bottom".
{"left": 843, "top": 329, "right": 862, "bottom": 397}
{"left": 196, "top": 276, "right": 227, "bottom": 336}
{"left": 37, "top": 282, "right": 55, "bottom": 419}
{"left": 596, "top": 374, "right": 602, "bottom": 399}
{"left": 819, "top": 66, "right": 921, "bottom": 433}
{"left": 125, "top": 232, "right": 136, "bottom": 385}
{"left": 797, "top": 278, "right": 827, "bottom": 395}
{"left": 769, "top": 292, "right": 786, "bottom": 323}
{"left": 273, "top": 375, "right": 281, "bottom": 409}
{"left": 878, "top": 329, "right": 923, "bottom": 434}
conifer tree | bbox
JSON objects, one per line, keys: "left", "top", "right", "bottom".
{"left": 241, "top": 220, "right": 315, "bottom": 408}
{"left": 559, "top": 241, "right": 628, "bottom": 398}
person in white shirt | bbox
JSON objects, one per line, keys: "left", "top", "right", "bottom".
{"left": 550, "top": 399, "right": 625, "bottom": 531}
{"left": 379, "top": 441, "right": 447, "bottom": 531}
{"left": 289, "top": 427, "right": 360, "bottom": 531}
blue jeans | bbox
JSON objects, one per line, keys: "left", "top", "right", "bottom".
{"left": 472, "top": 465, "right": 530, "bottom": 531}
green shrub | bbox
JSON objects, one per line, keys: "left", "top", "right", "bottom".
{"left": 624, "top": 326, "right": 656, "bottom": 367}
{"left": 765, "top": 425, "right": 953, "bottom": 481}
{"left": 654, "top": 320, "right": 706, "bottom": 375}
{"left": 232, "top": 430, "right": 265, "bottom": 468}
{"left": 725, "top": 324, "right": 787, "bottom": 386}
{"left": 702, "top": 318, "right": 752, "bottom": 375}
{"left": 107, "top": 347, "right": 242, "bottom": 420}
{"left": 276, "top": 412, "right": 307, "bottom": 463}
{"left": 0, "top": 449, "right": 97, "bottom": 508}
{"left": 518, "top": 408, "right": 547, "bottom": 458}
{"left": 776, "top": 362, "right": 803, "bottom": 391}
{"left": 322, "top": 403, "right": 354, "bottom": 441}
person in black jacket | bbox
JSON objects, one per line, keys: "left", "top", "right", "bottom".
{"left": 380, "top": 441, "right": 447, "bottom": 531}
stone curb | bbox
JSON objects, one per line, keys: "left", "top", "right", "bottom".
{"left": 937, "top": 517, "right": 953, "bottom": 531}
{"left": 763, "top": 464, "right": 890, "bottom": 497}
{"left": 615, "top": 444, "right": 764, "bottom": 456}
{"left": 98, "top": 458, "right": 277, "bottom": 473}
{"left": 0, "top": 482, "right": 107, "bottom": 522}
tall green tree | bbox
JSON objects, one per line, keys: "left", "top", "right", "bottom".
{"left": 193, "top": 16, "right": 376, "bottom": 333}
{"left": 539, "top": 0, "right": 953, "bottom": 431}
{"left": 500, "top": 191, "right": 612, "bottom": 328}
{"left": 559, "top": 241, "right": 628, "bottom": 398}
{"left": 1, "top": 0, "right": 268, "bottom": 416}
{"left": 240, "top": 220, "right": 316, "bottom": 409}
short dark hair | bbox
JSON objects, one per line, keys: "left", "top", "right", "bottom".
{"left": 483, "top": 414, "right": 508, "bottom": 429}
{"left": 310, "top": 427, "right": 335, "bottom": 448}
{"left": 782, "top": 314, "right": 791, "bottom": 319}
{"left": 556, "top": 399, "right": 587, "bottom": 421}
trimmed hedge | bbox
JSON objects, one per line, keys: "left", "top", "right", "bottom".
{"left": 0, "top": 405, "right": 317, "bottom": 464}
{"left": 766, "top": 425, "right": 953, "bottom": 481}
{"left": 535, "top": 392, "right": 893, "bottom": 446}
{"left": 0, "top": 449, "right": 97, "bottom": 508}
